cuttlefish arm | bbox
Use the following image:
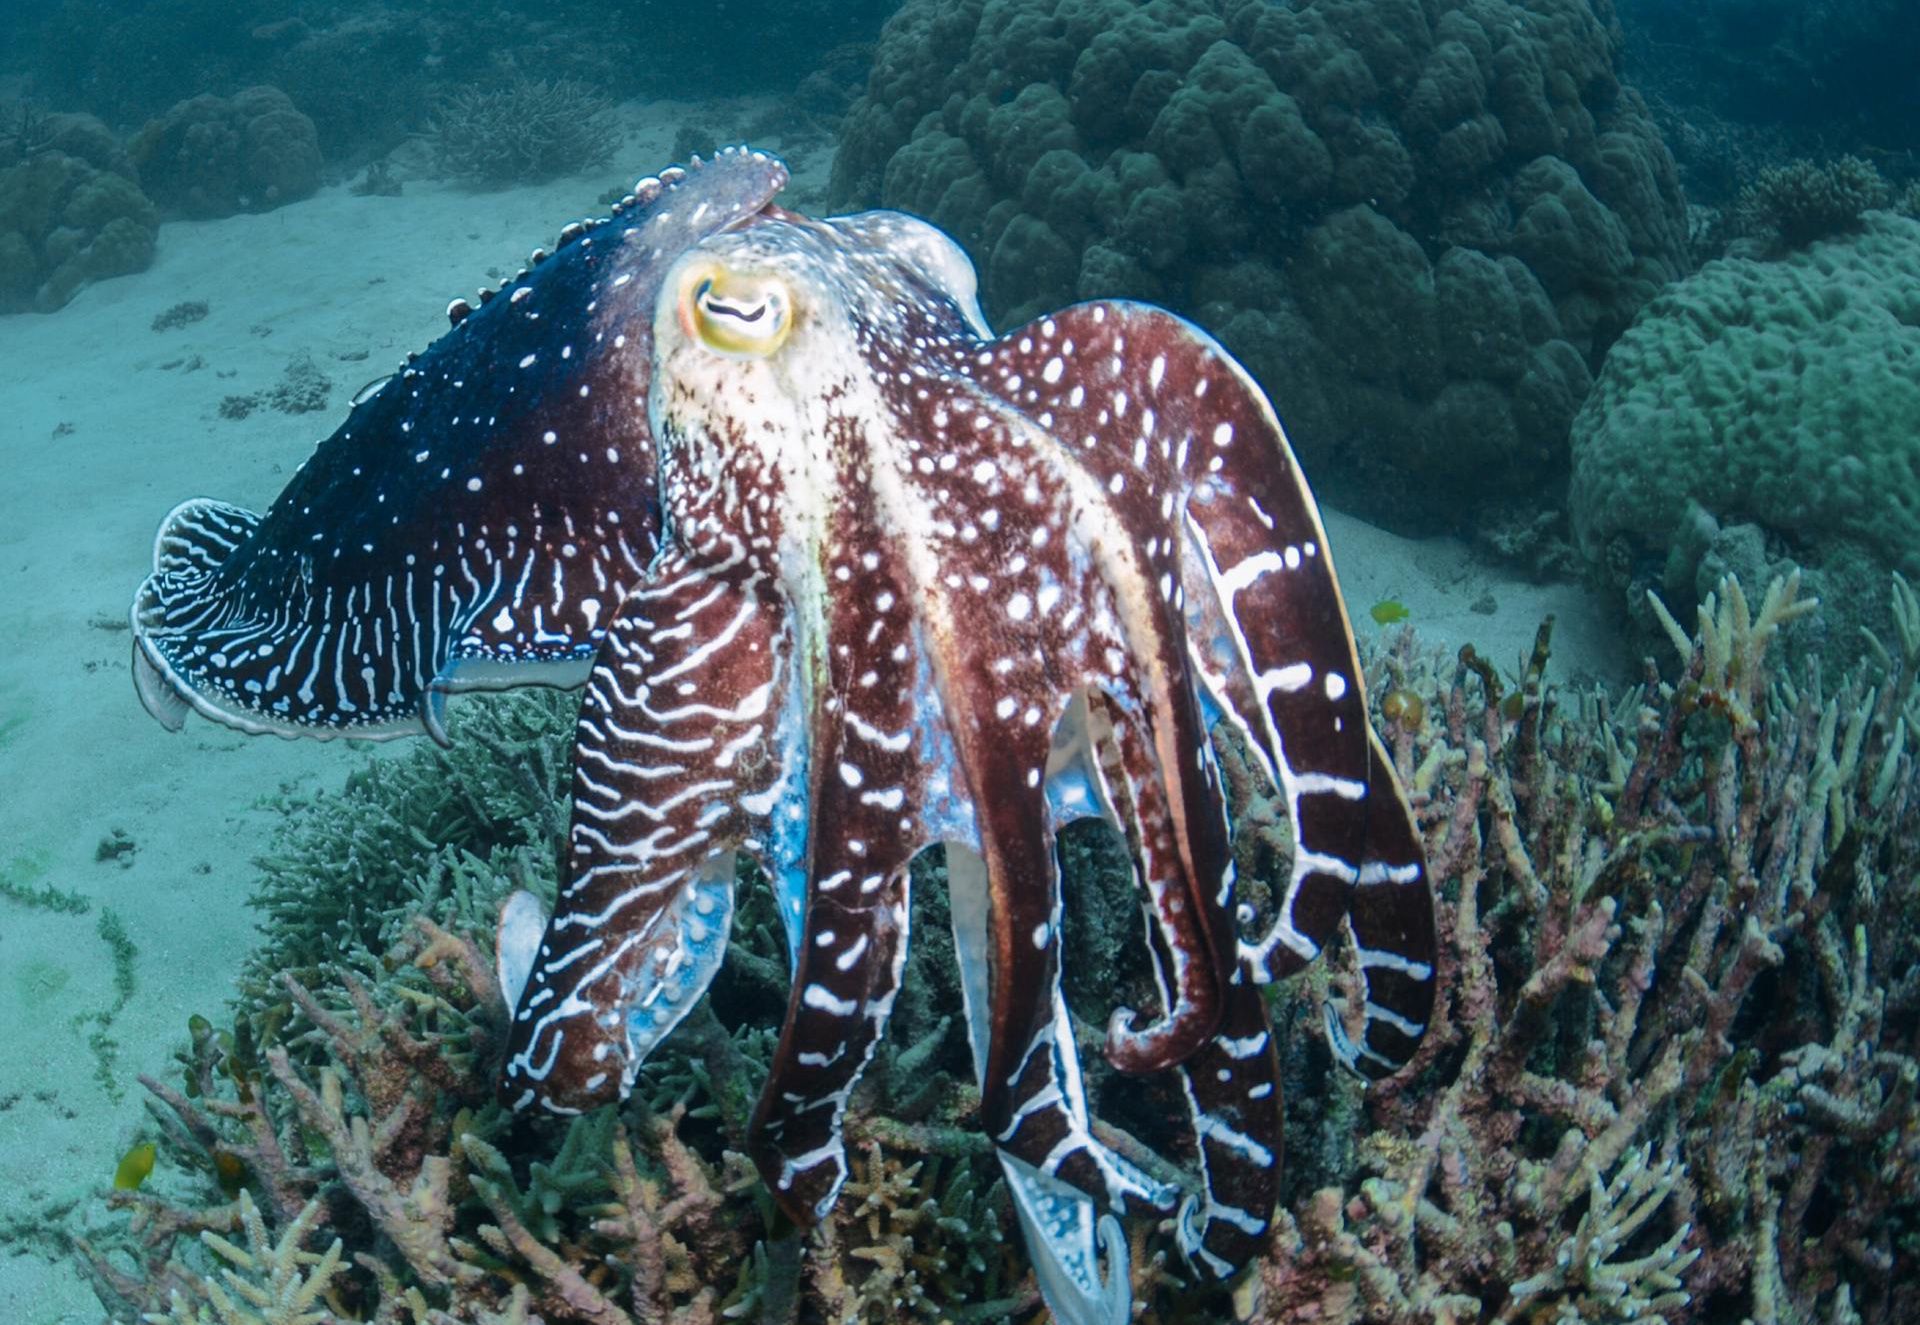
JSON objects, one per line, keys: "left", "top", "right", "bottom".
{"left": 744, "top": 490, "right": 936, "bottom": 1226}
{"left": 497, "top": 541, "right": 792, "bottom": 1114}
{"left": 975, "top": 300, "right": 1435, "bottom": 1070}
{"left": 1331, "top": 726, "right": 1435, "bottom": 1080}
{"left": 1078, "top": 689, "right": 1285, "bottom": 1281}
{"left": 972, "top": 300, "right": 1431, "bottom": 1264}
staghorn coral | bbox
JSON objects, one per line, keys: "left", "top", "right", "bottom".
{"left": 78, "top": 690, "right": 1034, "bottom": 1323}
{"left": 82, "top": 573, "right": 1919, "bottom": 1322}
{"left": 142, "top": 1190, "right": 344, "bottom": 1325}
{"left": 1734, "top": 155, "right": 1890, "bottom": 250}
{"left": 1506, "top": 1143, "right": 1698, "bottom": 1322}
{"left": 80, "top": 919, "right": 1040, "bottom": 1323}
{"left": 1230, "top": 572, "right": 1919, "bottom": 1323}
{"left": 426, "top": 78, "right": 617, "bottom": 189}
{"left": 806, "top": 1141, "right": 1023, "bottom": 1322}
{"left": 239, "top": 688, "right": 573, "bottom": 995}
{"left": 79, "top": 912, "right": 760, "bottom": 1324}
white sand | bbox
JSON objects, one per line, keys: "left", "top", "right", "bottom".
{"left": 0, "top": 100, "right": 1622, "bottom": 1321}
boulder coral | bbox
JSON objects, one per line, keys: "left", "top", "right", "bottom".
{"left": 829, "top": 0, "right": 1688, "bottom": 532}
{"left": 0, "top": 111, "right": 158, "bottom": 314}
{"left": 1570, "top": 210, "right": 1920, "bottom": 658}
{"left": 129, "top": 85, "right": 322, "bottom": 219}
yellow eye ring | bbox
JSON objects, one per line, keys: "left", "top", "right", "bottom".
{"left": 680, "top": 264, "right": 793, "bottom": 358}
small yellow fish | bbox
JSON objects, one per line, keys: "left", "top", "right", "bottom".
{"left": 1369, "top": 598, "right": 1410, "bottom": 625}
{"left": 114, "top": 1140, "right": 157, "bottom": 1190}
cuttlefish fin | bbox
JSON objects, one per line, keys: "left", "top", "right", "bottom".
{"left": 130, "top": 498, "right": 263, "bottom": 733}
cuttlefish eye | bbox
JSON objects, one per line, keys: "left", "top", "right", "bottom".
{"left": 681, "top": 264, "right": 793, "bottom": 358}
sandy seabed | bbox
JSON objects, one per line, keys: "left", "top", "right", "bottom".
{"left": 0, "top": 100, "right": 1625, "bottom": 1323}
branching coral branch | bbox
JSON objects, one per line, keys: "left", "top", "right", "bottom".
{"left": 427, "top": 78, "right": 618, "bottom": 188}
{"left": 265, "top": 1045, "right": 476, "bottom": 1292}
{"left": 141, "top": 1190, "right": 344, "bottom": 1325}
{"left": 1247, "top": 573, "right": 1918, "bottom": 1324}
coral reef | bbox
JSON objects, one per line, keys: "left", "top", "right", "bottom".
{"left": 1568, "top": 210, "right": 1920, "bottom": 668}
{"left": 129, "top": 86, "right": 322, "bottom": 219}
{"left": 75, "top": 691, "right": 1037, "bottom": 1323}
{"left": 239, "top": 689, "right": 573, "bottom": 990}
{"left": 0, "top": 104, "right": 134, "bottom": 177}
{"left": 1734, "top": 155, "right": 1890, "bottom": 251}
{"left": 143, "top": 1190, "right": 345, "bottom": 1325}
{"left": 827, "top": 0, "right": 1688, "bottom": 535}
{"left": 81, "top": 569, "right": 1920, "bottom": 1321}
{"left": 425, "top": 78, "right": 617, "bottom": 189}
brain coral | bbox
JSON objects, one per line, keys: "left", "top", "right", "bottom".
{"left": 130, "top": 85, "right": 322, "bottom": 219}
{"left": 829, "top": 0, "right": 1688, "bottom": 532}
{"left": 1570, "top": 210, "right": 1920, "bottom": 598}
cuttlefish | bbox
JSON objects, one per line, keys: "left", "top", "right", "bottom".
{"left": 131, "top": 149, "right": 1435, "bottom": 1325}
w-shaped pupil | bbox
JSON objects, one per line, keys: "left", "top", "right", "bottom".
{"left": 701, "top": 285, "right": 768, "bottom": 324}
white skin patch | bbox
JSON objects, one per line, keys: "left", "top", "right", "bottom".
{"left": 802, "top": 984, "right": 858, "bottom": 1017}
